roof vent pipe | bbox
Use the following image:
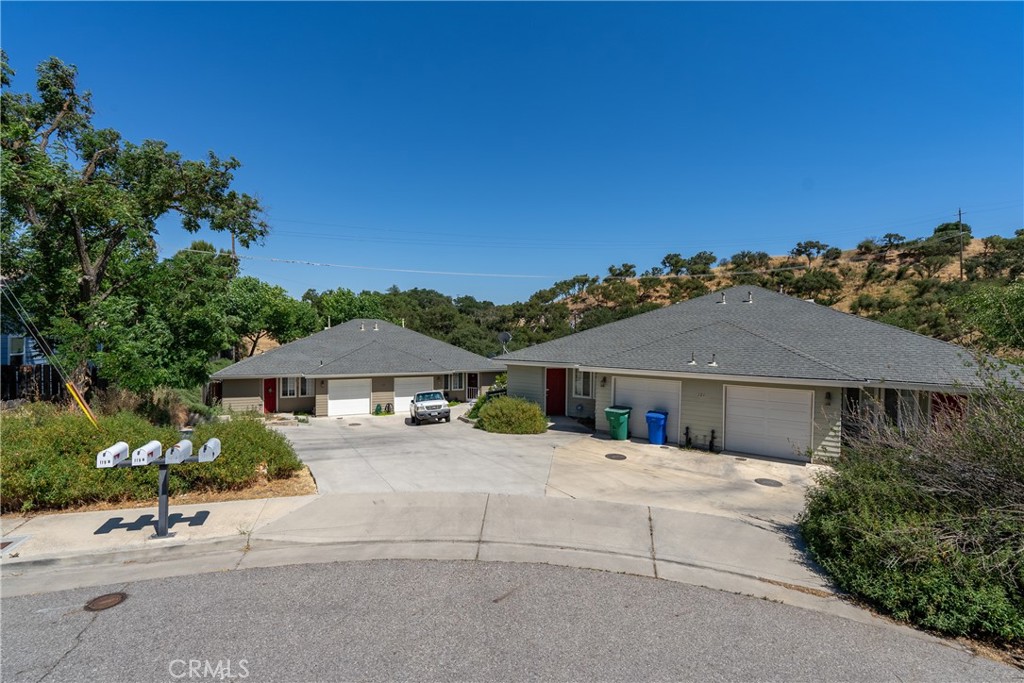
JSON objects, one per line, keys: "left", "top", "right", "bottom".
{"left": 688, "top": 352, "right": 697, "bottom": 366}
{"left": 360, "top": 323, "right": 365, "bottom": 331}
{"left": 707, "top": 353, "right": 718, "bottom": 367}
{"left": 743, "top": 291, "right": 753, "bottom": 304}
{"left": 373, "top": 322, "right": 379, "bottom": 331}
{"left": 718, "top": 292, "right": 726, "bottom": 304}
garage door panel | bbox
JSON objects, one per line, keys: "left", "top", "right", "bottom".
{"left": 327, "top": 379, "right": 371, "bottom": 416}
{"left": 394, "top": 376, "right": 434, "bottom": 413}
{"left": 613, "top": 377, "right": 681, "bottom": 443}
{"left": 725, "top": 386, "right": 812, "bottom": 461}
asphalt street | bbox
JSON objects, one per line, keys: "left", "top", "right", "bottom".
{"left": 2, "top": 559, "right": 1017, "bottom": 683}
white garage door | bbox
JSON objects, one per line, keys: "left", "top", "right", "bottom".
{"left": 613, "top": 377, "right": 681, "bottom": 443}
{"left": 327, "top": 378, "right": 371, "bottom": 416}
{"left": 394, "top": 376, "right": 435, "bottom": 413}
{"left": 725, "top": 385, "right": 813, "bottom": 460}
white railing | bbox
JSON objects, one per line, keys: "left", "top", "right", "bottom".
{"left": 467, "top": 387, "right": 479, "bottom": 401}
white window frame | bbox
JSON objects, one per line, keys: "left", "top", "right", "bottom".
{"left": 8, "top": 336, "right": 25, "bottom": 364}
{"left": 299, "top": 376, "right": 314, "bottom": 397}
{"left": 444, "top": 372, "right": 464, "bottom": 391}
{"left": 280, "top": 377, "right": 297, "bottom": 398}
{"left": 572, "top": 369, "right": 594, "bottom": 399}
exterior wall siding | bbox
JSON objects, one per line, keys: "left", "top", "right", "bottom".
{"left": 479, "top": 371, "right": 500, "bottom": 396}
{"left": 222, "top": 378, "right": 263, "bottom": 413}
{"left": 315, "top": 380, "right": 328, "bottom": 416}
{"left": 680, "top": 379, "right": 724, "bottom": 450}
{"left": 507, "top": 365, "right": 545, "bottom": 408}
{"left": 372, "top": 376, "right": 394, "bottom": 413}
{"left": 594, "top": 373, "right": 614, "bottom": 432}
{"left": 277, "top": 395, "right": 316, "bottom": 414}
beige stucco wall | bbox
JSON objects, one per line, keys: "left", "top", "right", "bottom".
{"left": 221, "top": 378, "right": 263, "bottom": 413}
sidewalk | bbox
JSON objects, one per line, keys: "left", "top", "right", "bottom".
{"left": 0, "top": 491, "right": 882, "bottom": 629}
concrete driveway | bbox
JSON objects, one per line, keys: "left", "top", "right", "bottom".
{"left": 275, "top": 406, "right": 824, "bottom": 523}
{"left": 273, "top": 405, "right": 589, "bottom": 496}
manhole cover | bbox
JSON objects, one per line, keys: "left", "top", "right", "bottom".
{"left": 755, "top": 478, "right": 783, "bottom": 488}
{"left": 85, "top": 592, "right": 127, "bottom": 611}
{"left": 605, "top": 453, "right": 627, "bottom": 461}
{"left": 348, "top": 423, "right": 361, "bottom": 427}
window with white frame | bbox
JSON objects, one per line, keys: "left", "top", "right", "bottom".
{"left": 281, "top": 377, "right": 314, "bottom": 398}
{"left": 573, "top": 370, "right": 593, "bottom": 398}
{"left": 8, "top": 336, "right": 25, "bottom": 365}
{"left": 444, "top": 372, "right": 464, "bottom": 391}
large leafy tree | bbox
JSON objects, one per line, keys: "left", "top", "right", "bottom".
{"left": 228, "top": 277, "right": 318, "bottom": 357}
{"left": 0, "top": 52, "right": 268, "bottom": 387}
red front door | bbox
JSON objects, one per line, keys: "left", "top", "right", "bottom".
{"left": 263, "top": 378, "right": 277, "bottom": 413}
{"left": 545, "top": 368, "right": 566, "bottom": 416}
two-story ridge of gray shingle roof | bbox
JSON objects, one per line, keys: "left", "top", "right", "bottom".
{"left": 496, "top": 286, "right": 1008, "bottom": 389}
{"left": 211, "top": 319, "right": 505, "bottom": 380}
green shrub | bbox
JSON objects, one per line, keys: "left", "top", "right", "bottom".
{"left": 799, "top": 369, "right": 1024, "bottom": 642}
{"left": 1, "top": 407, "right": 302, "bottom": 513}
{"left": 477, "top": 396, "right": 547, "bottom": 434}
{"left": 466, "top": 392, "right": 489, "bottom": 420}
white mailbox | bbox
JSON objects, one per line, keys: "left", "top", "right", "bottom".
{"left": 164, "top": 440, "right": 194, "bottom": 465}
{"left": 198, "top": 438, "right": 221, "bottom": 463}
{"left": 131, "top": 440, "right": 163, "bottom": 467}
{"left": 96, "top": 441, "right": 130, "bottom": 468}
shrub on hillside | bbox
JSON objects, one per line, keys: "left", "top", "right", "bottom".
{"left": 477, "top": 396, "right": 547, "bottom": 435}
{"left": 1, "top": 407, "right": 303, "bottom": 513}
{"left": 798, "top": 366, "right": 1024, "bottom": 642}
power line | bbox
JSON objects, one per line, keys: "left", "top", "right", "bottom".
{"left": 0, "top": 285, "right": 75, "bottom": 386}
{"left": 177, "top": 249, "right": 559, "bottom": 279}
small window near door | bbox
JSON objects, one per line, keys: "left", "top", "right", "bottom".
{"left": 280, "top": 377, "right": 297, "bottom": 398}
{"left": 444, "top": 373, "right": 464, "bottom": 391}
{"left": 573, "top": 370, "right": 593, "bottom": 398}
{"left": 299, "top": 377, "right": 314, "bottom": 397}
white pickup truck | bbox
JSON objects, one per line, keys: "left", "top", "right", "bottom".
{"left": 409, "top": 391, "right": 451, "bottom": 425}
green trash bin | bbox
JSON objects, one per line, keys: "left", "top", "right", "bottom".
{"left": 605, "top": 405, "right": 632, "bottom": 441}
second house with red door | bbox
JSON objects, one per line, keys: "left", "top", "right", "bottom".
{"left": 210, "top": 319, "right": 505, "bottom": 417}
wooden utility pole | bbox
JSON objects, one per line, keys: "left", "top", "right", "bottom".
{"left": 957, "top": 208, "right": 964, "bottom": 281}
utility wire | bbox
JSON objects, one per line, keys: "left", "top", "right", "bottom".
{"left": 0, "top": 285, "right": 75, "bottom": 386}
{"left": 177, "top": 249, "right": 559, "bottom": 279}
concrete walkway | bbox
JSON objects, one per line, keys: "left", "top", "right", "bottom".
{"left": 0, "top": 491, "right": 885, "bottom": 630}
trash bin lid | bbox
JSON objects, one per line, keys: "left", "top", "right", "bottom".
{"left": 606, "top": 405, "right": 632, "bottom": 413}
{"left": 645, "top": 410, "right": 668, "bottom": 418}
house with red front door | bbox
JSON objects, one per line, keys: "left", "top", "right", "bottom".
{"left": 496, "top": 286, "right": 1011, "bottom": 462}
{"left": 211, "top": 319, "right": 505, "bottom": 416}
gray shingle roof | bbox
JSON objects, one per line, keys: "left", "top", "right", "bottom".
{"left": 212, "top": 319, "right": 505, "bottom": 379}
{"left": 496, "top": 286, "right": 1009, "bottom": 389}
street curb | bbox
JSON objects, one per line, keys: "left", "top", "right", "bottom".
{"left": 1, "top": 534, "right": 248, "bottom": 572}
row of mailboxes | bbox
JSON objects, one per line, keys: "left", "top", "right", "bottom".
{"left": 96, "top": 438, "right": 221, "bottom": 468}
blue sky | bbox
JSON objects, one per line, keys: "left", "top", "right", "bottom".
{"left": 3, "top": 2, "right": 1022, "bottom": 304}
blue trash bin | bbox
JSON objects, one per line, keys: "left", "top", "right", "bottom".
{"left": 646, "top": 410, "right": 668, "bottom": 445}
